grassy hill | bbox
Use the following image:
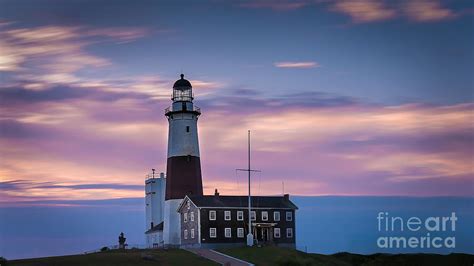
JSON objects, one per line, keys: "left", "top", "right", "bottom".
{"left": 7, "top": 249, "right": 218, "bottom": 266}
{"left": 5, "top": 247, "right": 473, "bottom": 266}
{"left": 217, "top": 246, "right": 474, "bottom": 266}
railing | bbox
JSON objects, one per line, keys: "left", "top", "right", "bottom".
{"left": 164, "top": 105, "right": 201, "bottom": 114}
{"left": 145, "top": 172, "right": 165, "bottom": 180}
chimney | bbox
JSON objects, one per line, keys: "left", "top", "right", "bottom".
{"left": 214, "top": 188, "right": 219, "bottom": 196}
{"left": 284, "top": 194, "right": 289, "bottom": 200}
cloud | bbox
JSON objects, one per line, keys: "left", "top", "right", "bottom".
{"left": 403, "top": 0, "right": 457, "bottom": 22}
{"left": 0, "top": 23, "right": 149, "bottom": 73}
{"left": 233, "top": 0, "right": 464, "bottom": 24}
{"left": 237, "top": 0, "right": 312, "bottom": 11}
{"left": 274, "top": 61, "right": 320, "bottom": 68}
{"left": 331, "top": 0, "right": 397, "bottom": 23}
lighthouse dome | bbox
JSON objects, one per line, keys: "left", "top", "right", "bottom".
{"left": 173, "top": 74, "right": 192, "bottom": 89}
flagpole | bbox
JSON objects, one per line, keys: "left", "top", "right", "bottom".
{"left": 246, "top": 130, "right": 253, "bottom": 246}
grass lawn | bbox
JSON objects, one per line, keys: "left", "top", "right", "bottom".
{"left": 218, "top": 246, "right": 349, "bottom": 266}
{"left": 8, "top": 249, "right": 218, "bottom": 266}
{"left": 218, "top": 246, "right": 474, "bottom": 266}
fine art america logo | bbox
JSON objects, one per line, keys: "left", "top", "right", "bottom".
{"left": 376, "top": 212, "right": 457, "bottom": 249}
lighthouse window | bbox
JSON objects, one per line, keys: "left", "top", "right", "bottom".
{"left": 186, "top": 126, "right": 190, "bottom": 132}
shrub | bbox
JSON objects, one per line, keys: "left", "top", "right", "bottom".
{"left": 100, "top": 246, "right": 110, "bottom": 252}
{"left": 0, "top": 256, "right": 8, "bottom": 266}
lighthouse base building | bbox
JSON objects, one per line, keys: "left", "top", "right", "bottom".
{"left": 144, "top": 74, "right": 298, "bottom": 249}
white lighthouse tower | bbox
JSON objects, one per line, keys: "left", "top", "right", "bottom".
{"left": 163, "top": 74, "right": 203, "bottom": 246}
{"left": 145, "top": 170, "right": 166, "bottom": 247}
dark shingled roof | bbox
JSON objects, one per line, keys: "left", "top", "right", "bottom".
{"left": 173, "top": 74, "right": 192, "bottom": 88}
{"left": 187, "top": 195, "right": 298, "bottom": 209}
{"left": 145, "top": 221, "right": 163, "bottom": 234}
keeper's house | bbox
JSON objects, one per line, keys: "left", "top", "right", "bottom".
{"left": 177, "top": 190, "right": 298, "bottom": 249}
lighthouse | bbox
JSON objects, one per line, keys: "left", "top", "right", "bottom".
{"left": 163, "top": 74, "right": 203, "bottom": 246}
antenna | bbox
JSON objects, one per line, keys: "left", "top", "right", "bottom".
{"left": 236, "top": 130, "right": 261, "bottom": 247}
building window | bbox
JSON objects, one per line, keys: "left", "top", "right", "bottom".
{"left": 186, "top": 126, "right": 190, "bottom": 132}
{"left": 274, "top": 228, "right": 281, "bottom": 238}
{"left": 286, "top": 211, "right": 293, "bottom": 221}
{"left": 274, "top": 211, "right": 280, "bottom": 221}
{"left": 224, "top": 211, "right": 231, "bottom": 221}
{"left": 251, "top": 211, "right": 256, "bottom": 221}
{"left": 262, "top": 211, "right": 268, "bottom": 221}
{"left": 225, "top": 228, "right": 232, "bottom": 238}
{"left": 287, "top": 228, "right": 293, "bottom": 238}
{"left": 210, "top": 228, "right": 216, "bottom": 238}
{"left": 184, "top": 213, "right": 188, "bottom": 223}
{"left": 237, "top": 211, "right": 244, "bottom": 221}
{"left": 209, "top": 210, "right": 216, "bottom": 220}
{"left": 237, "top": 228, "right": 244, "bottom": 238}
{"left": 191, "top": 228, "right": 195, "bottom": 239}
{"left": 184, "top": 229, "right": 188, "bottom": 239}
{"left": 190, "top": 212, "right": 194, "bottom": 222}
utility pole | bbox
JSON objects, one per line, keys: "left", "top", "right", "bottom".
{"left": 236, "top": 130, "right": 261, "bottom": 247}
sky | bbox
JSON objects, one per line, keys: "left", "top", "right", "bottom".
{"left": 0, "top": 0, "right": 473, "bottom": 207}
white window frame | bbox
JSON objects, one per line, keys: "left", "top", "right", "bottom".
{"left": 225, "top": 228, "right": 232, "bottom": 238}
{"left": 187, "top": 201, "right": 190, "bottom": 210}
{"left": 237, "top": 211, "right": 244, "bottom": 221}
{"left": 286, "top": 228, "right": 293, "bottom": 238}
{"left": 209, "top": 210, "right": 216, "bottom": 221}
{"left": 237, "top": 228, "right": 244, "bottom": 238}
{"left": 224, "top": 211, "right": 231, "bottom": 221}
{"left": 184, "top": 229, "right": 188, "bottom": 239}
{"left": 191, "top": 228, "right": 195, "bottom": 239}
{"left": 274, "top": 211, "right": 280, "bottom": 221}
{"left": 251, "top": 211, "right": 256, "bottom": 221}
{"left": 274, "top": 228, "right": 281, "bottom": 238}
{"left": 184, "top": 212, "right": 188, "bottom": 223}
{"left": 262, "top": 211, "right": 268, "bottom": 221}
{"left": 286, "top": 211, "right": 293, "bottom": 221}
{"left": 190, "top": 211, "right": 194, "bottom": 221}
{"left": 210, "top": 228, "right": 217, "bottom": 238}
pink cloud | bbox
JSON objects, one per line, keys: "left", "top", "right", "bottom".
{"left": 0, "top": 23, "right": 149, "bottom": 73}
{"left": 403, "top": 0, "right": 457, "bottom": 22}
{"left": 1, "top": 79, "right": 472, "bottom": 203}
{"left": 331, "top": 0, "right": 397, "bottom": 23}
{"left": 274, "top": 61, "right": 320, "bottom": 68}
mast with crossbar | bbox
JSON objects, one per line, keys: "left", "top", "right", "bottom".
{"left": 236, "top": 130, "right": 261, "bottom": 246}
